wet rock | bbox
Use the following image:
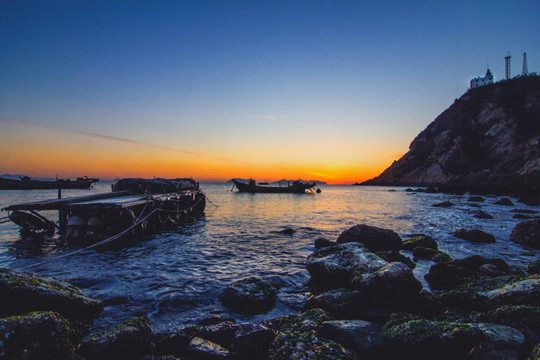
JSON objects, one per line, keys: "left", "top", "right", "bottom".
{"left": 433, "top": 201, "right": 455, "bottom": 208}
{"left": 527, "top": 260, "right": 540, "bottom": 275}
{"left": 352, "top": 262, "right": 422, "bottom": 297}
{"left": 511, "top": 209, "right": 539, "bottom": 214}
{"left": 425, "top": 263, "right": 471, "bottom": 290}
{"left": 481, "top": 278, "right": 540, "bottom": 308}
{"left": 472, "top": 210, "right": 494, "bottom": 219}
{"left": 514, "top": 213, "right": 535, "bottom": 219}
{"left": 276, "top": 228, "right": 295, "bottom": 235}
{"left": 188, "top": 337, "right": 229, "bottom": 360}
{"left": 528, "top": 343, "right": 540, "bottom": 360}
{"left": 453, "top": 255, "right": 509, "bottom": 273}
{"left": 0, "top": 267, "right": 103, "bottom": 320}
{"left": 306, "top": 242, "right": 387, "bottom": 291}
{"left": 198, "top": 321, "right": 240, "bottom": 348}
{"left": 467, "top": 323, "right": 526, "bottom": 360}
{"left": 317, "top": 320, "right": 384, "bottom": 355}
{"left": 230, "top": 323, "right": 275, "bottom": 359}
{"left": 382, "top": 319, "right": 483, "bottom": 359}
{"left": 453, "top": 229, "right": 496, "bottom": 243}
{"left": 268, "top": 309, "right": 357, "bottom": 360}
{"left": 304, "top": 288, "right": 367, "bottom": 319}
{"left": 314, "top": 237, "right": 337, "bottom": 250}
{"left": 469, "top": 196, "right": 485, "bottom": 202}
{"left": 80, "top": 317, "right": 153, "bottom": 360}
{"left": 220, "top": 277, "right": 279, "bottom": 314}
{"left": 509, "top": 219, "right": 540, "bottom": 249}
{"left": 467, "top": 343, "right": 520, "bottom": 360}
{"left": 374, "top": 250, "right": 416, "bottom": 269}
{"left": 198, "top": 314, "right": 235, "bottom": 326}
{"left": 402, "top": 234, "right": 438, "bottom": 251}
{"left": 336, "top": 224, "right": 402, "bottom": 252}
{"left": 0, "top": 311, "right": 77, "bottom": 360}
{"left": 494, "top": 198, "right": 514, "bottom": 206}
{"left": 432, "top": 251, "right": 453, "bottom": 264}
{"left": 477, "top": 305, "right": 540, "bottom": 332}
{"left": 412, "top": 246, "right": 439, "bottom": 260}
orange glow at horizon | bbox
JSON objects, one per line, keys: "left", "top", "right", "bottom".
{"left": 1, "top": 123, "right": 401, "bottom": 185}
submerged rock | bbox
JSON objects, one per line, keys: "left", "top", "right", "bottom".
{"left": 80, "top": 317, "right": 153, "bottom": 360}
{"left": 336, "top": 224, "right": 402, "bottom": 252}
{"left": 0, "top": 311, "right": 77, "bottom": 360}
{"left": 453, "top": 229, "right": 496, "bottom": 243}
{"left": 494, "top": 198, "right": 514, "bottom": 206}
{"left": 220, "top": 277, "right": 279, "bottom": 314}
{"left": 432, "top": 201, "right": 455, "bottom": 208}
{"left": 0, "top": 267, "right": 103, "bottom": 320}
{"left": 509, "top": 219, "right": 540, "bottom": 249}
{"left": 472, "top": 210, "right": 494, "bottom": 219}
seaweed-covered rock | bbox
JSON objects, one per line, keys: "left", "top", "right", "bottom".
{"left": 477, "top": 305, "right": 540, "bottom": 332}
{"left": 336, "top": 224, "right": 402, "bottom": 252}
{"left": 527, "top": 260, "right": 540, "bottom": 275}
{"left": 402, "top": 234, "right": 438, "bottom": 251}
{"left": 509, "top": 219, "right": 540, "bottom": 249}
{"left": 412, "top": 246, "right": 440, "bottom": 260}
{"left": 188, "top": 337, "right": 229, "bottom": 360}
{"left": 0, "top": 268, "right": 103, "bottom": 320}
{"left": 425, "top": 263, "right": 471, "bottom": 290}
{"left": 433, "top": 251, "right": 453, "bottom": 264}
{"left": 481, "top": 278, "right": 540, "bottom": 308}
{"left": 317, "top": 320, "right": 384, "bottom": 356}
{"left": 0, "top": 311, "right": 77, "bottom": 360}
{"left": 453, "top": 229, "right": 496, "bottom": 243}
{"left": 306, "top": 242, "right": 388, "bottom": 291}
{"left": 220, "top": 277, "right": 279, "bottom": 313}
{"left": 352, "top": 262, "right": 422, "bottom": 297}
{"left": 268, "top": 309, "right": 358, "bottom": 360}
{"left": 382, "top": 319, "right": 483, "bottom": 359}
{"left": 230, "top": 323, "right": 275, "bottom": 359}
{"left": 304, "top": 289, "right": 367, "bottom": 319}
{"left": 467, "top": 323, "right": 526, "bottom": 360}
{"left": 80, "top": 317, "right": 153, "bottom": 360}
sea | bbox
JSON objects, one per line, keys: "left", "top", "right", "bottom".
{"left": 1, "top": 182, "right": 539, "bottom": 332}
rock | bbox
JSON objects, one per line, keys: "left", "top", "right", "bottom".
{"left": 318, "top": 320, "right": 384, "bottom": 355}
{"left": 425, "top": 263, "right": 471, "bottom": 290}
{"left": 80, "top": 317, "right": 153, "bottom": 360}
{"left": 495, "top": 198, "right": 514, "bottom": 206}
{"left": 527, "top": 260, "right": 540, "bottom": 275}
{"left": 220, "top": 277, "right": 279, "bottom": 313}
{"left": 472, "top": 210, "right": 494, "bottom": 219}
{"left": 188, "top": 337, "right": 229, "bottom": 360}
{"left": 469, "top": 196, "right": 485, "bottom": 202}
{"left": 304, "top": 289, "right": 367, "bottom": 319}
{"left": 197, "top": 315, "right": 235, "bottom": 326}
{"left": 467, "top": 343, "right": 520, "bottom": 360}
{"left": 509, "top": 219, "right": 540, "bottom": 249}
{"left": 374, "top": 250, "right": 416, "bottom": 269}
{"left": 351, "top": 262, "right": 422, "bottom": 297}
{"left": 402, "top": 234, "right": 438, "bottom": 251}
{"left": 453, "top": 255, "right": 509, "bottom": 272}
{"left": 0, "top": 311, "right": 77, "bottom": 360}
{"left": 453, "top": 229, "right": 496, "bottom": 243}
{"left": 511, "top": 209, "right": 539, "bottom": 214}
{"left": 467, "top": 323, "right": 526, "bottom": 360}
{"left": 268, "top": 309, "right": 358, "bottom": 360}
{"left": 477, "top": 305, "right": 540, "bottom": 334}
{"left": 481, "top": 278, "right": 540, "bottom": 308}
{"left": 412, "top": 246, "right": 439, "bottom": 260}
{"left": 432, "top": 251, "right": 453, "bottom": 264}
{"left": 336, "top": 224, "right": 402, "bottom": 252}
{"left": 230, "top": 323, "right": 275, "bottom": 359}
{"left": 314, "top": 237, "right": 337, "bottom": 250}
{"left": 514, "top": 214, "right": 535, "bottom": 219}
{"left": 0, "top": 268, "right": 103, "bottom": 320}
{"left": 433, "top": 201, "right": 455, "bottom": 208}
{"left": 306, "top": 242, "right": 387, "bottom": 291}
{"left": 276, "top": 228, "right": 295, "bottom": 235}
{"left": 528, "top": 343, "right": 540, "bottom": 360}
{"left": 382, "top": 319, "right": 483, "bottom": 358}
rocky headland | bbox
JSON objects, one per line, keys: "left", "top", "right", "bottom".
{"left": 362, "top": 76, "right": 540, "bottom": 205}
{"left": 1, "top": 220, "right": 539, "bottom": 359}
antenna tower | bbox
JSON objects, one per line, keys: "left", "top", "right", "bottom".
{"left": 505, "top": 52, "right": 511, "bottom": 80}
{"left": 522, "top": 52, "right": 528, "bottom": 76}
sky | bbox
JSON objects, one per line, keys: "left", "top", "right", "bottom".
{"left": 1, "top": 1, "right": 539, "bottom": 184}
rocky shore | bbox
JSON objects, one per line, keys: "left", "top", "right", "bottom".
{"left": 1, "top": 219, "right": 539, "bottom": 359}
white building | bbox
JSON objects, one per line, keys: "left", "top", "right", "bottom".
{"left": 470, "top": 68, "right": 493, "bottom": 88}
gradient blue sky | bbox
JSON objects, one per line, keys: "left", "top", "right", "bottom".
{"left": 1, "top": 1, "right": 539, "bottom": 182}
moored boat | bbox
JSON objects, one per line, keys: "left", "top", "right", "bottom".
{"left": 0, "top": 176, "right": 99, "bottom": 190}
{"left": 232, "top": 179, "right": 317, "bottom": 194}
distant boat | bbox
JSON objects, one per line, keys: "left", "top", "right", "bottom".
{"left": 0, "top": 176, "right": 99, "bottom": 190}
{"left": 232, "top": 179, "right": 317, "bottom": 194}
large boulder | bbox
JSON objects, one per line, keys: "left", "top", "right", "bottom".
{"left": 80, "top": 317, "right": 154, "bottom": 360}
{"left": 0, "top": 268, "right": 103, "bottom": 320}
{"left": 317, "top": 320, "right": 384, "bottom": 356}
{"left": 509, "top": 219, "right": 540, "bottom": 249}
{"left": 306, "top": 242, "right": 388, "bottom": 291}
{"left": 229, "top": 322, "right": 275, "bottom": 359}
{"left": 481, "top": 278, "right": 540, "bottom": 308}
{"left": 0, "top": 311, "right": 77, "bottom": 360}
{"left": 220, "top": 277, "right": 279, "bottom": 314}
{"left": 402, "top": 234, "right": 438, "bottom": 251}
{"left": 467, "top": 323, "right": 526, "bottom": 360}
{"left": 351, "top": 262, "right": 422, "bottom": 297}
{"left": 453, "top": 229, "right": 496, "bottom": 243}
{"left": 336, "top": 224, "right": 402, "bottom": 252}
{"left": 304, "top": 289, "right": 367, "bottom": 319}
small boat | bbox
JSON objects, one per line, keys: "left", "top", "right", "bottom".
{"left": 232, "top": 179, "right": 317, "bottom": 194}
{"left": 0, "top": 176, "right": 99, "bottom": 190}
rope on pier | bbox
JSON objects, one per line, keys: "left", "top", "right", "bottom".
{"left": 0, "top": 216, "right": 11, "bottom": 224}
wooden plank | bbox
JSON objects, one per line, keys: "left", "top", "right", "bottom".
{"left": 3, "top": 191, "right": 131, "bottom": 211}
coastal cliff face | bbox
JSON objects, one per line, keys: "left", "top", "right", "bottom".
{"left": 363, "top": 76, "right": 540, "bottom": 192}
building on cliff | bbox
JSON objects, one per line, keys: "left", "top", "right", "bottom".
{"left": 470, "top": 68, "right": 493, "bottom": 89}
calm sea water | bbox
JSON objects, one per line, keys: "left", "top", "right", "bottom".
{"left": 1, "top": 182, "right": 539, "bottom": 332}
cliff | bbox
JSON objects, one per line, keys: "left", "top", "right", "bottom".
{"left": 363, "top": 76, "right": 540, "bottom": 201}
